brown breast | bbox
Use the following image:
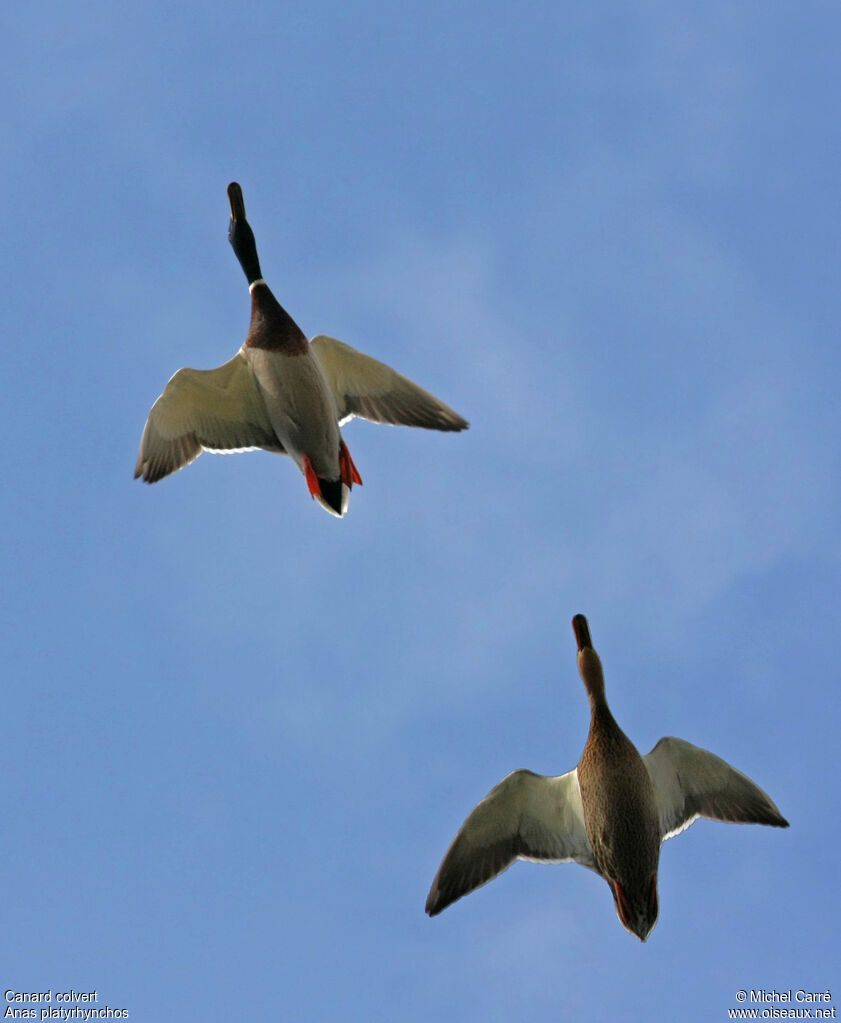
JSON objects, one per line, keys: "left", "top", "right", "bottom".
{"left": 245, "top": 284, "right": 309, "bottom": 354}
{"left": 578, "top": 709, "right": 660, "bottom": 883}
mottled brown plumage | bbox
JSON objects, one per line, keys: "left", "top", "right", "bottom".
{"left": 573, "top": 615, "right": 661, "bottom": 939}
{"left": 425, "top": 614, "right": 788, "bottom": 940}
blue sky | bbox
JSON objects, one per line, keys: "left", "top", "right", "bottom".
{"left": 3, "top": 1, "right": 839, "bottom": 1019}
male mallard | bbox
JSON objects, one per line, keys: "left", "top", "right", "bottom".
{"left": 135, "top": 183, "right": 468, "bottom": 516}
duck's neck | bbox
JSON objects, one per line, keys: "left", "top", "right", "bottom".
{"left": 230, "top": 218, "right": 263, "bottom": 287}
{"left": 579, "top": 648, "right": 622, "bottom": 735}
{"left": 228, "top": 217, "right": 308, "bottom": 352}
{"left": 587, "top": 692, "right": 623, "bottom": 745}
{"left": 579, "top": 648, "right": 606, "bottom": 701}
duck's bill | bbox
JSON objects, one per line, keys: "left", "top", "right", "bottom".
{"left": 572, "top": 614, "right": 592, "bottom": 651}
{"left": 227, "top": 182, "right": 246, "bottom": 221}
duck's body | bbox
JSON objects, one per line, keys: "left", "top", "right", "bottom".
{"left": 425, "top": 614, "right": 788, "bottom": 940}
{"left": 573, "top": 615, "right": 661, "bottom": 938}
{"left": 135, "top": 182, "right": 468, "bottom": 516}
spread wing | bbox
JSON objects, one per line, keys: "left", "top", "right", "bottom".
{"left": 135, "top": 352, "right": 283, "bottom": 483}
{"left": 644, "top": 737, "right": 790, "bottom": 842}
{"left": 309, "top": 335, "right": 468, "bottom": 431}
{"left": 425, "top": 768, "right": 595, "bottom": 916}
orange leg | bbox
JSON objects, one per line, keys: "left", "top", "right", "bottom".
{"left": 339, "top": 440, "right": 363, "bottom": 487}
{"left": 302, "top": 454, "right": 321, "bottom": 499}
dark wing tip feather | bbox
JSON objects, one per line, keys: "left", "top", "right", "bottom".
{"left": 729, "top": 800, "right": 790, "bottom": 829}
{"left": 425, "top": 891, "right": 444, "bottom": 917}
{"left": 134, "top": 455, "right": 168, "bottom": 483}
{"left": 441, "top": 415, "right": 469, "bottom": 432}
{"left": 425, "top": 835, "right": 523, "bottom": 917}
{"left": 694, "top": 770, "right": 790, "bottom": 830}
{"left": 430, "top": 406, "right": 469, "bottom": 432}
{"left": 704, "top": 798, "right": 790, "bottom": 828}
{"left": 134, "top": 457, "right": 157, "bottom": 483}
{"left": 134, "top": 430, "right": 204, "bottom": 484}
{"left": 348, "top": 393, "right": 469, "bottom": 432}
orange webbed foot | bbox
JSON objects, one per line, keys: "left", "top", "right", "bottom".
{"left": 302, "top": 454, "right": 321, "bottom": 499}
{"left": 339, "top": 440, "right": 363, "bottom": 488}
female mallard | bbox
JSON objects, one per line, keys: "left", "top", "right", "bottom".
{"left": 425, "top": 614, "right": 788, "bottom": 940}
